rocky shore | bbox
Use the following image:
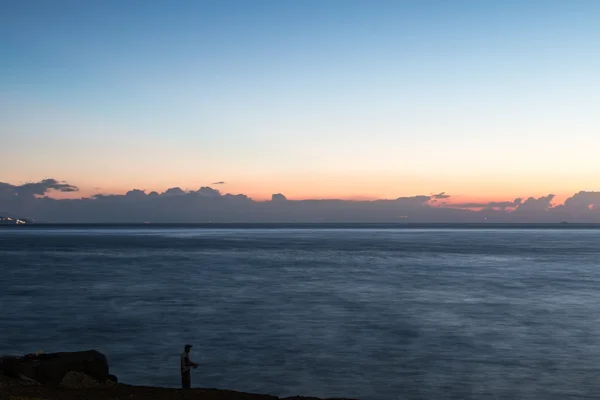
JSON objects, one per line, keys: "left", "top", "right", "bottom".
{"left": 0, "top": 350, "right": 357, "bottom": 400}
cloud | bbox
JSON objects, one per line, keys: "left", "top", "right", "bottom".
{"left": 0, "top": 179, "right": 79, "bottom": 199}
{"left": 513, "top": 195, "right": 555, "bottom": 213}
{"left": 193, "top": 187, "right": 221, "bottom": 197}
{"left": 560, "top": 191, "right": 600, "bottom": 213}
{"left": 212, "top": 181, "right": 226, "bottom": 185}
{"left": 448, "top": 202, "right": 490, "bottom": 208}
{"left": 163, "top": 187, "right": 185, "bottom": 196}
{"left": 125, "top": 189, "right": 147, "bottom": 199}
{"left": 2, "top": 179, "right": 600, "bottom": 223}
{"left": 449, "top": 198, "right": 523, "bottom": 210}
{"left": 394, "top": 195, "right": 432, "bottom": 206}
{"left": 20, "top": 179, "right": 78, "bottom": 196}
{"left": 271, "top": 193, "right": 287, "bottom": 202}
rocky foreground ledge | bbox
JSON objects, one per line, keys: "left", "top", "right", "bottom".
{"left": 0, "top": 350, "right": 357, "bottom": 400}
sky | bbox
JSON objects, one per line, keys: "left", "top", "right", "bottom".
{"left": 2, "top": 0, "right": 600, "bottom": 210}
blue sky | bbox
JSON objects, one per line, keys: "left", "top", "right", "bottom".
{"left": 2, "top": 0, "right": 599, "bottom": 201}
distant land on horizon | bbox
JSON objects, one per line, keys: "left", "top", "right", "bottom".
{"left": 0, "top": 216, "right": 33, "bottom": 225}
{"left": 4, "top": 222, "right": 600, "bottom": 230}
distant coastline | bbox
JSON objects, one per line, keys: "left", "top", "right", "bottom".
{"left": 0, "top": 216, "right": 33, "bottom": 225}
{"left": 2, "top": 222, "right": 600, "bottom": 229}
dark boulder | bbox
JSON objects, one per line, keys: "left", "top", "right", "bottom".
{"left": 0, "top": 356, "right": 21, "bottom": 378}
{"left": 0, "top": 350, "right": 111, "bottom": 386}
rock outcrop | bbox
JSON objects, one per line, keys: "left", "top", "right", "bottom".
{"left": 0, "top": 350, "right": 111, "bottom": 386}
{"left": 59, "top": 370, "right": 117, "bottom": 389}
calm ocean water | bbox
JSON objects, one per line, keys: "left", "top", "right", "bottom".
{"left": 2, "top": 226, "right": 600, "bottom": 399}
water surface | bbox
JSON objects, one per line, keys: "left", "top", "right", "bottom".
{"left": 1, "top": 226, "right": 600, "bottom": 399}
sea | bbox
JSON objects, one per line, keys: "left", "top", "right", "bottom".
{"left": 1, "top": 224, "right": 600, "bottom": 400}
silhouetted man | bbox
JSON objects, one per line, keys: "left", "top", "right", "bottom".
{"left": 180, "top": 344, "right": 198, "bottom": 389}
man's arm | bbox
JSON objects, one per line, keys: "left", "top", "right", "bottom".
{"left": 186, "top": 354, "right": 199, "bottom": 368}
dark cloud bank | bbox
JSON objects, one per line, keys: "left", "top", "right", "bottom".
{"left": 1, "top": 179, "right": 600, "bottom": 223}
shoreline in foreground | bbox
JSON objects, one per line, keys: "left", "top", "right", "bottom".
{"left": 1, "top": 379, "right": 357, "bottom": 400}
{"left": 0, "top": 350, "right": 357, "bottom": 400}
